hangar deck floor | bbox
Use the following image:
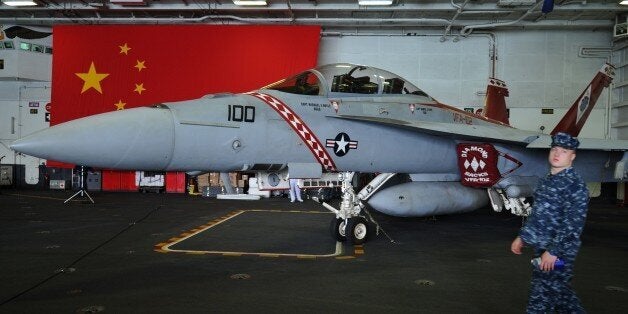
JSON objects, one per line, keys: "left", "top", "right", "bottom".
{"left": 0, "top": 190, "right": 626, "bottom": 313}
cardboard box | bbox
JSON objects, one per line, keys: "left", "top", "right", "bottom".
{"left": 209, "top": 172, "right": 220, "bottom": 186}
{"left": 197, "top": 173, "right": 209, "bottom": 186}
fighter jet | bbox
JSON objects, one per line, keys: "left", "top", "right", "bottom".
{"left": 11, "top": 63, "right": 628, "bottom": 244}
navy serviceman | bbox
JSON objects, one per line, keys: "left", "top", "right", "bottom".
{"left": 511, "top": 132, "right": 589, "bottom": 313}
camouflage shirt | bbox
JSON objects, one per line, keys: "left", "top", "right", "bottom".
{"left": 519, "top": 167, "right": 589, "bottom": 259}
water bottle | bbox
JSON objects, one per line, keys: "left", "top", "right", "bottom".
{"left": 531, "top": 257, "right": 565, "bottom": 270}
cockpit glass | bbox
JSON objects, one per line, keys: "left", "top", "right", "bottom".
{"left": 263, "top": 63, "right": 433, "bottom": 99}
{"left": 264, "top": 71, "right": 321, "bottom": 96}
{"left": 329, "top": 65, "right": 379, "bottom": 94}
{"left": 319, "top": 64, "right": 433, "bottom": 98}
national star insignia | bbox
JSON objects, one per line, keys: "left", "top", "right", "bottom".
{"left": 336, "top": 134, "right": 349, "bottom": 154}
{"left": 326, "top": 132, "right": 358, "bottom": 157}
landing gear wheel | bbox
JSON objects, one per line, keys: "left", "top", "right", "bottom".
{"left": 346, "top": 216, "right": 369, "bottom": 245}
{"left": 330, "top": 218, "right": 347, "bottom": 242}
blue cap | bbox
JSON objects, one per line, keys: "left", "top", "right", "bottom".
{"left": 551, "top": 132, "right": 579, "bottom": 150}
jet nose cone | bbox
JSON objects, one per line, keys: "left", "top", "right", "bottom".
{"left": 11, "top": 107, "right": 175, "bottom": 170}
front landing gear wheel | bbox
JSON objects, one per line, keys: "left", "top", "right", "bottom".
{"left": 347, "top": 216, "right": 369, "bottom": 245}
{"left": 330, "top": 218, "right": 347, "bottom": 242}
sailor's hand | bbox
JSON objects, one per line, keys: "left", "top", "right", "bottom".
{"left": 540, "top": 251, "right": 557, "bottom": 271}
{"left": 511, "top": 237, "right": 524, "bottom": 255}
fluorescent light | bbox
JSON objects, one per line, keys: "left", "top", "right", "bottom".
{"left": 621, "top": 0, "right": 628, "bottom": 5}
{"left": 110, "top": 0, "right": 147, "bottom": 5}
{"left": 359, "top": 0, "right": 393, "bottom": 5}
{"left": 2, "top": 0, "right": 37, "bottom": 6}
{"left": 233, "top": 0, "right": 267, "bottom": 5}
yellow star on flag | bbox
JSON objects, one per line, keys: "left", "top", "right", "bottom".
{"left": 134, "top": 83, "right": 146, "bottom": 95}
{"left": 75, "top": 62, "right": 109, "bottom": 94}
{"left": 134, "top": 60, "right": 147, "bottom": 72}
{"left": 114, "top": 100, "right": 126, "bottom": 110}
{"left": 119, "top": 43, "right": 131, "bottom": 55}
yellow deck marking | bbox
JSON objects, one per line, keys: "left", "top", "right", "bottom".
{"left": 7, "top": 193, "right": 80, "bottom": 202}
{"left": 258, "top": 253, "right": 280, "bottom": 258}
{"left": 156, "top": 210, "right": 356, "bottom": 259}
{"left": 335, "top": 256, "right": 356, "bottom": 260}
{"left": 222, "top": 253, "right": 242, "bottom": 257}
{"left": 297, "top": 255, "right": 317, "bottom": 259}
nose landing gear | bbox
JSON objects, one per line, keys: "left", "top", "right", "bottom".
{"left": 322, "top": 172, "right": 394, "bottom": 245}
{"left": 330, "top": 216, "right": 369, "bottom": 245}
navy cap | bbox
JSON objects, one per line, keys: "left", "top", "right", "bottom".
{"left": 551, "top": 132, "right": 579, "bottom": 150}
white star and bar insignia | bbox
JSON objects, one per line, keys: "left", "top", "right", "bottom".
{"left": 326, "top": 132, "right": 358, "bottom": 157}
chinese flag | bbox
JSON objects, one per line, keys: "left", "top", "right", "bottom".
{"left": 49, "top": 25, "right": 320, "bottom": 191}
{"left": 51, "top": 25, "right": 321, "bottom": 125}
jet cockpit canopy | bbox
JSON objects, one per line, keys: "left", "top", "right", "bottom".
{"left": 263, "top": 63, "right": 433, "bottom": 99}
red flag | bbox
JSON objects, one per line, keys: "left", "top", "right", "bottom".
{"left": 49, "top": 25, "right": 320, "bottom": 191}
{"left": 51, "top": 25, "right": 321, "bottom": 125}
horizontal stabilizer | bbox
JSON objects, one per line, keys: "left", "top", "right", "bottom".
{"left": 527, "top": 135, "right": 628, "bottom": 151}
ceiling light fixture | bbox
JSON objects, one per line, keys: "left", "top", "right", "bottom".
{"left": 2, "top": 0, "right": 38, "bottom": 6}
{"left": 358, "top": 0, "right": 393, "bottom": 5}
{"left": 110, "top": 0, "right": 147, "bottom": 5}
{"left": 620, "top": 0, "right": 628, "bottom": 5}
{"left": 233, "top": 0, "right": 267, "bottom": 5}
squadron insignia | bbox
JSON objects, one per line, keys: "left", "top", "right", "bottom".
{"left": 326, "top": 132, "right": 358, "bottom": 157}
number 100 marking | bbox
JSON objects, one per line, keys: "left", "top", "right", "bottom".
{"left": 228, "top": 105, "right": 255, "bottom": 122}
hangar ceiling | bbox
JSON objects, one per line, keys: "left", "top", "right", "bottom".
{"left": 0, "top": 0, "right": 625, "bottom": 34}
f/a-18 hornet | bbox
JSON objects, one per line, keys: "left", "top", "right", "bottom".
{"left": 11, "top": 63, "right": 627, "bottom": 244}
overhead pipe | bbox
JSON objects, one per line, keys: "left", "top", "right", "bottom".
{"left": 8, "top": 2, "right": 616, "bottom": 13}
{"left": 0, "top": 15, "right": 453, "bottom": 25}
{"left": 0, "top": 14, "right": 613, "bottom": 29}
{"left": 441, "top": 0, "right": 471, "bottom": 41}
{"left": 459, "top": 0, "right": 544, "bottom": 36}
{"left": 286, "top": 0, "right": 295, "bottom": 23}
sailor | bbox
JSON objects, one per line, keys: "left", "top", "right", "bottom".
{"left": 510, "top": 132, "right": 588, "bottom": 313}
{"left": 288, "top": 176, "right": 304, "bottom": 203}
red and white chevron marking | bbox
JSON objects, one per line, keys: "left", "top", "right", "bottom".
{"left": 246, "top": 92, "right": 337, "bottom": 171}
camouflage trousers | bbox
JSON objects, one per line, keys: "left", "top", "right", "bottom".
{"left": 526, "top": 264, "right": 585, "bottom": 314}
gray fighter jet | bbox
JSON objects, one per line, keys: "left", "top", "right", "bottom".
{"left": 11, "top": 63, "right": 627, "bottom": 244}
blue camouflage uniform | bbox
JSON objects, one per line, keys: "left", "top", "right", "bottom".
{"left": 518, "top": 133, "right": 589, "bottom": 313}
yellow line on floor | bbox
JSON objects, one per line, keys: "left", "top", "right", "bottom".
{"left": 6, "top": 193, "right": 75, "bottom": 201}
{"left": 157, "top": 210, "right": 354, "bottom": 259}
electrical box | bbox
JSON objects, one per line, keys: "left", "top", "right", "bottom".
{"left": 50, "top": 179, "right": 68, "bottom": 190}
{"left": 0, "top": 165, "right": 13, "bottom": 186}
{"left": 71, "top": 169, "right": 102, "bottom": 191}
{"left": 615, "top": 22, "right": 627, "bottom": 38}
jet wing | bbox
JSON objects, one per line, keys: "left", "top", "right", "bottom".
{"left": 527, "top": 135, "right": 628, "bottom": 151}
{"left": 331, "top": 115, "right": 628, "bottom": 151}
{"left": 329, "top": 114, "right": 540, "bottom": 145}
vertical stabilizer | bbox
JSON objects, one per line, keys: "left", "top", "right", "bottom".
{"left": 483, "top": 78, "right": 510, "bottom": 125}
{"left": 551, "top": 63, "right": 615, "bottom": 136}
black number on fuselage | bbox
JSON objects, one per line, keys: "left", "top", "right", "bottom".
{"left": 228, "top": 105, "right": 255, "bottom": 122}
